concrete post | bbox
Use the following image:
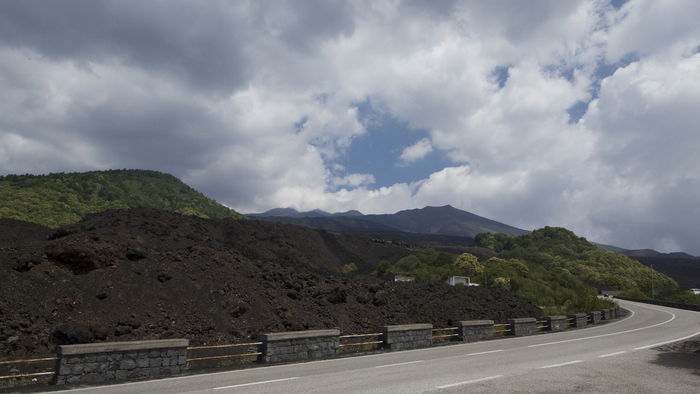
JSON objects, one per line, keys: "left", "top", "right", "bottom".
{"left": 381, "top": 324, "right": 433, "bottom": 351}
{"left": 544, "top": 316, "right": 568, "bottom": 331}
{"left": 589, "top": 311, "right": 602, "bottom": 324}
{"left": 508, "top": 318, "right": 537, "bottom": 336}
{"left": 568, "top": 313, "right": 587, "bottom": 328}
{"left": 55, "top": 339, "right": 188, "bottom": 385}
{"left": 455, "top": 320, "right": 494, "bottom": 342}
{"left": 260, "top": 329, "right": 340, "bottom": 364}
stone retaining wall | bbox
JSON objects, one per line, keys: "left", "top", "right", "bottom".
{"left": 381, "top": 324, "right": 432, "bottom": 351}
{"left": 11, "top": 303, "right": 627, "bottom": 389}
{"left": 508, "top": 318, "right": 536, "bottom": 336}
{"left": 456, "top": 320, "right": 494, "bottom": 342}
{"left": 54, "top": 339, "right": 188, "bottom": 385}
{"left": 260, "top": 329, "right": 339, "bottom": 364}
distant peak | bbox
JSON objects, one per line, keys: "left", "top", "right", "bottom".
{"left": 259, "top": 208, "right": 299, "bottom": 216}
{"left": 426, "top": 204, "right": 456, "bottom": 210}
{"left": 334, "top": 209, "right": 363, "bottom": 216}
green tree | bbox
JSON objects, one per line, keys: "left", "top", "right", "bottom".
{"left": 454, "top": 253, "right": 483, "bottom": 277}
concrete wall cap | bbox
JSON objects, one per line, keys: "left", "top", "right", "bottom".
{"left": 545, "top": 315, "right": 567, "bottom": 320}
{"left": 381, "top": 324, "right": 433, "bottom": 332}
{"left": 507, "top": 318, "right": 536, "bottom": 323}
{"left": 58, "top": 339, "right": 188, "bottom": 355}
{"left": 569, "top": 313, "right": 587, "bottom": 318}
{"left": 456, "top": 320, "right": 494, "bottom": 326}
{"left": 262, "top": 329, "right": 340, "bottom": 341}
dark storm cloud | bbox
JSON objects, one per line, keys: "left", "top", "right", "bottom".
{"left": 0, "top": 0, "right": 251, "bottom": 94}
{"left": 68, "top": 95, "right": 227, "bottom": 173}
{"left": 0, "top": 0, "right": 359, "bottom": 173}
{"left": 0, "top": 1, "right": 357, "bottom": 94}
{"left": 269, "top": 0, "right": 356, "bottom": 53}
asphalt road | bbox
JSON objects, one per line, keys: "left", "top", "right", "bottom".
{"left": 53, "top": 299, "right": 699, "bottom": 393}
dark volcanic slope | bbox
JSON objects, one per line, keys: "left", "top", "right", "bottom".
{"left": 250, "top": 205, "right": 527, "bottom": 239}
{"left": 0, "top": 219, "right": 53, "bottom": 247}
{"left": 364, "top": 205, "right": 527, "bottom": 237}
{"left": 0, "top": 209, "right": 542, "bottom": 359}
{"left": 632, "top": 257, "right": 700, "bottom": 289}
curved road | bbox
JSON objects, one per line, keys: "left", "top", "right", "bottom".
{"left": 56, "top": 299, "right": 699, "bottom": 393}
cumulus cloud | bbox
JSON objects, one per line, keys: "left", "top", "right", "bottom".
{"left": 399, "top": 138, "right": 433, "bottom": 165}
{"left": 1, "top": 0, "right": 699, "bottom": 254}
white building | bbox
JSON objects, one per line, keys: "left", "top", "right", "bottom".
{"left": 690, "top": 288, "right": 700, "bottom": 295}
{"left": 446, "top": 276, "right": 479, "bottom": 286}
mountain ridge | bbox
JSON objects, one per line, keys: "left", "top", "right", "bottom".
{"left": 248, "top": 205, "right": 527, "bottom": 240}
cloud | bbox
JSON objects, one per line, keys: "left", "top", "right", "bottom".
{"left": 332, "top": 173, "right": 376, "bottom": 188}
{"left": 399, "top": 138, "right": 433, "bottom": 165}
{"left": 1, "top": 1, "right": 699, "bottom": 254}
{"left": 605, "top": 0, "right": 700, "bottom": 62}
{"left": 577, "top": 50, "right": 700, "bottom": 252}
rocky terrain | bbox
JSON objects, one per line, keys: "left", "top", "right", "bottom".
{"left": 0, "top": 208, "right": 542, "bottom": 359}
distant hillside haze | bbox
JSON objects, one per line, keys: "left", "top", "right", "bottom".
{"left": 249, "top": 208, "right": 363, "bottom": 218}
{"left": 248, "top": 205, "right": 527, "bottom": 239}
{"left": 0, "top": 169, "right": 245, "bottom": 227}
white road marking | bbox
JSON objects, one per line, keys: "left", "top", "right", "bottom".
{"left": 435, "top": 375, "right": 504, "bottom": 389}
{"left": 465, "top": 350, "right": 504, "bottom": 356}
{"left": 634, "top": 330, "right": 700, "bottom": 350}
{"left": 213, "top": 377, "right": 300, "bottom": 390}
{"left": 374, "top": 360, "right": 424, "bottom": 368}
{"left": 529, "top": 307, "right": 675, "bottom": 348}
{"left": 598, "top": 351, "right": 627, "bottom": 358}
{"left": 538, "top": 360, "right": 583, "bottom": 369}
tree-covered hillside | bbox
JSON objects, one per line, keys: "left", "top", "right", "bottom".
{"left": 375, "top": 248, "right": 613, "bottom": 315}
{"left": 475, "top": 227, "right": 698, "bottom": 304}
{"left": 0, "top": 170, "right": 244, "bottom": 227}
{"left": 375, "top": 226, "right": 700, "bottom": 313}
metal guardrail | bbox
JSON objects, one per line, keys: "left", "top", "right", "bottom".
{"left": 3, "top": 309, "right": 631, "bottom": 388}
{"left": 186, "top": 342, "right": 262, "bottom": 365}
{"left": 493, "top": 323, "right": 512, "bottom": 334}
{"left": 0, "top": 357, "right": 57, "bottom": 381}
{"left": 432, "top": 327, "right": 459, "bottom": 340}
{"left": 339, "top": 333, "right": 383, "bottom": 349}
{"left": 614, "top": 296, "right": 700, "bottom": 312}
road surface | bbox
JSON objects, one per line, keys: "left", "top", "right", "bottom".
{"left": 52, "top": 299, "right": 699, "bottom": 393}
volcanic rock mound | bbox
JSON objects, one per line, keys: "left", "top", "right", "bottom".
{"left": 0, "top": 208, "right": 542, "bottom": 359}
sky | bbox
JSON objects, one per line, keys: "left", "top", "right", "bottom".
{"left": 1, "top": 0, "right": 699, "bottom": 254}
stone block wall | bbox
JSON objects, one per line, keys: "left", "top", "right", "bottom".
{"left": 456, "top": 320, "right": 494, "bottom": 342}
{"left": 381, "top": 324, "right": 433, "bottom": 351}
{"left": 544, "top": 316, "right": 568, "bottom": 331}
{"left": 55, "top": 339, "right": 188, "bottom": 385}
{"left": 589, "top": 311, "right": 602, "bottom": 324}
{"left": 568, "top": 313, "right": 587, "bottom": 328}
{"left": 601, "top": 309, "right": 611, "bottom": 320}
{"left": 508, "top": 318, "right": 536, "bottom": 336}
{"left": 260, "top": 329, "right": 339, "bottom": 364}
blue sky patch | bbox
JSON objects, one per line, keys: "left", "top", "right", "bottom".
{"left": 332, "top": 100, "right": 452, "bottom": 189}
{"left": 491, "top": 65, "right": 510, "bottom": 88}
{"left": 567, "top": 52, "right": 640, "bottom": 123}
